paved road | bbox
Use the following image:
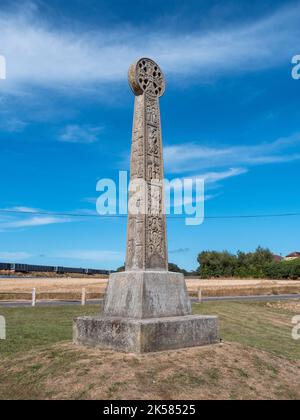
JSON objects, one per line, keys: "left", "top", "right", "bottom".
{"left": 0, "top": 294, "right": 299, "bottom": 308}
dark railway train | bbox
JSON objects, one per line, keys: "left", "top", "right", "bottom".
{"left": 0, "top": 262, "right": 110, "bottom": 275}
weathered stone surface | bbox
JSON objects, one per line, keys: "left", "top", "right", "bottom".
{"left": 73, "top": 58, "right": 219, "bottom": 354}
{"left": 103, "top": 271, "right": 191, "bottom": 319}
{"left": 73, "top": 315, "right": 219, "bottom": 354}
{"left": 126, "top": 58, "right": 168, "bottom": 272}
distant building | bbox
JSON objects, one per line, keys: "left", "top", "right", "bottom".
{"left": 285, "top": 252, "right": 300, "bottom": 261}
{"left": 273, "top": 254, "right": 283, "bottom": 262}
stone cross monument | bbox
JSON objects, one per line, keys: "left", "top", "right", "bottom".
{"left": 126, "top": 58, "right": 168, "bottom": 272}
{"left": 74, "top": 58, "right": 219, "bottom": 353}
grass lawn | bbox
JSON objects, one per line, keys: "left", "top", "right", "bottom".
{"left": 0, "top": 305, "right": 98, "bottom": 357}
{"left": 0, "top": 301, "right": 299, "bottom": 400}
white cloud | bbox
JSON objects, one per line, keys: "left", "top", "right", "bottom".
{"left": 6, "top": 206, "right": 40, "bottom": 213}
{"left": 199, "top": 168, "right": 248, "bottom": 183}
{"left": 0, "top": 206, "right": 75, "bottom": 230}
{"left": 55, "top": 250, "right": 123, "bottom": 262}
{"left": 0, "top": 2, "right": 299, "bottom": 95}
{"left": 1, "top": 216, "right": 73, "bottom": 229}
{"left": 169, "top": 248, "right": 190, "bottom": 254}
{"left": 0, "top": 251, "right": 32, "bottom": 261}
{"left": 0, "top": 119, "right": 27, "bottom": 132}
{"left": 59, "top": 124, "right": 103, "bottom": 144}
{"left": 164, "top": 133, "right": 300, "bottom": 174}
{"left": 71, "top": 208, "right": 98, "bottom": 216}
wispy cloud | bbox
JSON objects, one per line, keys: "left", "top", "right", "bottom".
{"left": 199, "top": 168, "right": 248, "bottom": 184}
{"left": 0, "top": 118, "right": 27, "bottom": 133}
{"left": 71, "top": 208, "right": 98, "bottom": 216}
{"left": 0, "top": 206, "right": 75, "bottom": 230}
{"left": 6, "top": 206, "right": 41, "bottom": 213}
{"left": 165, "top": 133, "right": 300, "bottom": 174}
{"left": 1, "top": 216, "right": 73, "bottom": 229}
{"left": 59, "top": 124, "right": 104, "bottom": 144}
{"left": 0, "top": 2, "right": 299, "bottom": 95}
{"left": 0, "top": 205, "right": 104, "bottom": 231}
{"left": 169, "top": 248, "right": 190, "bottom": 254}
{"left": 0, "top": 251, "right": 32, "bottom": 261}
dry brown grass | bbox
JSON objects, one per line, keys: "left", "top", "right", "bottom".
{"left": 0, "top": 277, "right": 107, "bottom": 301}
{"left": 266, "top": 301, "right": 300, "bottom": 313}
{"left": 0, "top": 341, "right": 299, "bottom": 400}
{"left": 187, "top": 279, "right": 300, "bottom": 297}
{"left": 1, "top": 277, "right": 300, "bottom": 301}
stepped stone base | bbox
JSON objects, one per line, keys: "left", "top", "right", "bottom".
{"left": 73, "top": 271, "right": 219, "bottom": 353}
{"left": 73, "top": 315, "right": 219, "bottom": 354}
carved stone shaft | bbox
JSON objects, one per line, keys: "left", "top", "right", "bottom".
{"left": 126, "top": 58, "right": 168, "bottom": 272}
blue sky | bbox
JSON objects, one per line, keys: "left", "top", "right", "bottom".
{"left": 0, "top": 0, "right": 299, "bottom": 270}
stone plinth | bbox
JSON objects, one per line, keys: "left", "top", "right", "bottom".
{"left": 74, "top": 314, "right": 219, "bottom": 354}
{"left": 103, "top": 271, "right": 192, "bottom": 319}
{"left": 74, "top": 271, "right": 219, "bottom": 353}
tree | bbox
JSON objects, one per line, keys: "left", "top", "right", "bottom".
{"left": 168, "top": 263, "right": 188, "bottom": 276}
{"left": 197, "top": 247, "right": 275, "bottom": 279}
{"left": 197, "top": 251, "right": 236, "bottom": 278}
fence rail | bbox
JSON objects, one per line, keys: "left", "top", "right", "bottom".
{"left": 0, "top": 288, "right": 204, "bottom": 305}
{"left": 1, "top": 285, "right": 300, "bottom": 305}
{"left": 0, "top": 288, "right": 105, "bottom": 306}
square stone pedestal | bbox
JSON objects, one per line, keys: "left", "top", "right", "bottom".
{"left": 73, "top": 315, "right": 219, "bottom": 353}
{"left": 73, "top": 271, "right": 219, "bottom": 353}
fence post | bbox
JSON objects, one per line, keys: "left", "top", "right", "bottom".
{"left": 81, "top": 288, "right": 86, "bottom": 306}
{"left": 32, "top": 288, "right": 36, "bottom": 307}
{"left": 0, "top": 316, "right": 6, "bottom": 340}
{"left": 198, "top": 288, "right": 202, "bottom": 303}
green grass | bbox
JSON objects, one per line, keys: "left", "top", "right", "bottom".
{"left": 0, "top": 305, "right": 99, "bottom": 357}
{"left": 193, "top": 301, "right": 300, "bottom": 360}
{"left": 0, "top": 301, "right": 299, "bottom": 360}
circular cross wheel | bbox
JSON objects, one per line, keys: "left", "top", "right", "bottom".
{"left": 129, "top": 58, "right": 165, "bottom": 97}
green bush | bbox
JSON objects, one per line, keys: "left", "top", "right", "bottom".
{"left": 197, "top": 247, "right": 299, "bottom": 280}
{"left": 197, "top": 250, "right": 237, "bottom": 278}
{"left": 264, "top": 259, "right": 300, "bottom": 280}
